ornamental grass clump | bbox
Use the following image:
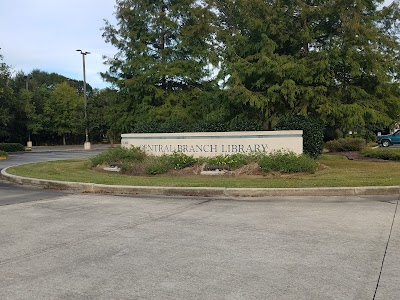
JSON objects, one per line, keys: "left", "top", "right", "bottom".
{"left": 259, "top": 151, "right": 319, "bottom": 173}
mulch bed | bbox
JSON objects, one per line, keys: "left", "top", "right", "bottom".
{"left": 96, "top": 151, "right": 391, "bottom": 177}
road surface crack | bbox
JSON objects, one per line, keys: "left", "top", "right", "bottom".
{"left": 373, "top": 200, "right": 398, "bottom": 299}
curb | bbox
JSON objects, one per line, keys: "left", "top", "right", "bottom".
{"left": 2, "top": 167, "right": 400, "bottom": 198}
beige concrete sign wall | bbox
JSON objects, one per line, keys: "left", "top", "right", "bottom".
{"left": 121, "top": 130, "right": 303, "bottom": 157}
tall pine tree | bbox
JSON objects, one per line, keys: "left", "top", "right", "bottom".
{"left": 102, "top": 0, "right": 218, "bottom": 131}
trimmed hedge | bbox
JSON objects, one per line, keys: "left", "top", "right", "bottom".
{"left": 274, "top": 116, "right": 324, "bottom": 158}
{"left": 228, "top": 116, "right": 263, "bottom": 131}
{"left": 0, "top": 150, "right": 8, "bottom": 158}
{"left": 190, "top": 120, "right": 228, "bottom": 132}
{"left": 127, "top": 117, "right": 262, "bottom": 134}
{"left": 361, "top": 148, "right": 400, "bottom": 161}
{"left": 325, "top": 138, "right": 365, "bottom": 152}
{"left": 0, "top": 143, "right": 25, "bottom": 152}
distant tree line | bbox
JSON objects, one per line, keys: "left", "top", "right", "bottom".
{"left": 1, "top": 0, "right": 400, "bottom": 146}
{"left": 0, "top": 65, "right": 111, "bottom": 145}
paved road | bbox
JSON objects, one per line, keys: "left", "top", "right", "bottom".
{"left": 0, "top": 180, "right": 70, "bottom": 206}
{"left": 0, "top": 145, "right": 108, "bottom": 169}
{"left": 0, "top": 193, "right": 399, "bottom": 300}
{"left": 0, "top": 145, "right": 108, "bottom": 205}
{"left": 1, "top": 146, "right": 399, "bottom": 299}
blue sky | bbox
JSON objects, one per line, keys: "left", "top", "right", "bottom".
{"left": 0, "top": 0, "right": 396, "bottom": 89}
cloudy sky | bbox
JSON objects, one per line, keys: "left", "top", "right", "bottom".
{"left": 0, "top": 0, "right": 396, "bottom": 89}
{"left": 0, "top": 0, "right": 117, "bottom": 89}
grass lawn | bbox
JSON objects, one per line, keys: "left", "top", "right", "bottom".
{"left": 5, "top": 154, "right": 400, "bottom": 188}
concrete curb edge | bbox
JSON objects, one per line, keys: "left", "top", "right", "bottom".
{"left": 2, "top": 167, "right": 400, "bottom": 198}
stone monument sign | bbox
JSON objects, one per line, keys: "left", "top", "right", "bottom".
{"left": 121, "top": 131, "right": 303, "bottom": 157}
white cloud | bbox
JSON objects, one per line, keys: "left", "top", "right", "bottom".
{"left": 0, "top": 0, "right": 117, "bottom": 89}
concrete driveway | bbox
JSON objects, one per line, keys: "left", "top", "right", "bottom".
{"left": 0, "top": 194, "right": 398, "bottom": 300}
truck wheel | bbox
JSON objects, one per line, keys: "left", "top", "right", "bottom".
{"left": 382, "top": 140, "right": 391, "bottom": 147}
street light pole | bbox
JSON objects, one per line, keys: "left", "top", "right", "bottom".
{"left": 76, "top": 49, "right": 91, "bottom": 150}
{"left": 24, "top": 74, "right": 33, "bottom": 148}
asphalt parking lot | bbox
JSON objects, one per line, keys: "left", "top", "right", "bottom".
{"left": 0, "top": 193, "right": 398, "bottom": 300}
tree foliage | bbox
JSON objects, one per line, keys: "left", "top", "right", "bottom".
{"left": 2, "top": 1, "right": 400, "bottom": 146}
{"left": 43, "top": 82, "right": 83, "bottom": 145}
{"left": 102, "top": 0, "right": 219, "bottom": 128}
{"left": 211, "top": 0, "right": 400, "bottom": 131}
{"left": 0, "top": 56, "right": 15, "bottom": 140}
{"left": 89, "top": 88, "right": 120, "bottom": 143}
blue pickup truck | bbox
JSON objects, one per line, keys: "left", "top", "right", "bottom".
{"left": 377, "top": 130, "right": 400, "bottom": 147}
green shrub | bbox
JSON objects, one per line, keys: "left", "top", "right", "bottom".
{"left": 164, "top": 152, "right": 197, "bottom": 170}
{"left": 0, "top": 150, "right": 8, "bottom": 158}
{"left": 145, "top": 153, "right": 197, "bottom": 174}
{"left": 361, "top": 148, "right": 400, "bottom": 161}
{"left": 159, "top": 119, "right": 188, "bottom": 133}
{"left": 324, "top": 139, "right": 340, "bottom": 151}
{"left": 130, "top": 120, "right": 161, "bottom": 133}
{"left": 190, "top": 120, "right": 228, "bottom": 132}
{"left": 145, "top": 156, "right": 170, "bottom": 175}
{"left": 0, "top": 143, "right": 25, "bottom": 152}
{"left": 259, "top": 151, "right": 319, "bottom": 173}
{"left": 205, "top": 153, "right": 256, "bottom": 169}
{"left": 228, "top": 116, "right": 262, "bottom": 131}
{"left": 90, "top": 147, "right": 319, "bottom": 175}
{"left": 325, "top": 138, "right": 365, "bottom": 152}
{"left": 90, "top": 146, "right": 146, "bottom": 167}
{"left": 274, "top": 115, "right": 324, "bottom": 158}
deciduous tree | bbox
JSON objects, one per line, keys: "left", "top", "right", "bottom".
{"left": 44, "top": 82, "right": 83, "bottom": 145}
{"left": 0, "top": 55, "right": 15, "bottom": 141}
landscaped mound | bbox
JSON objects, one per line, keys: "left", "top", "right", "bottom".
{"left": 362, "top": 147, "right": 400, "bottom": 161}
{"left": 324, "top": 138, "right": 400, "bottom": 162}
{"left": 90, "top": 146, "right": 319, "bottom": 176}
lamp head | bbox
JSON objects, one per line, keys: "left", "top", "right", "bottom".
{"left": 76, "top": 49, "right": 90, "bottom": 55}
